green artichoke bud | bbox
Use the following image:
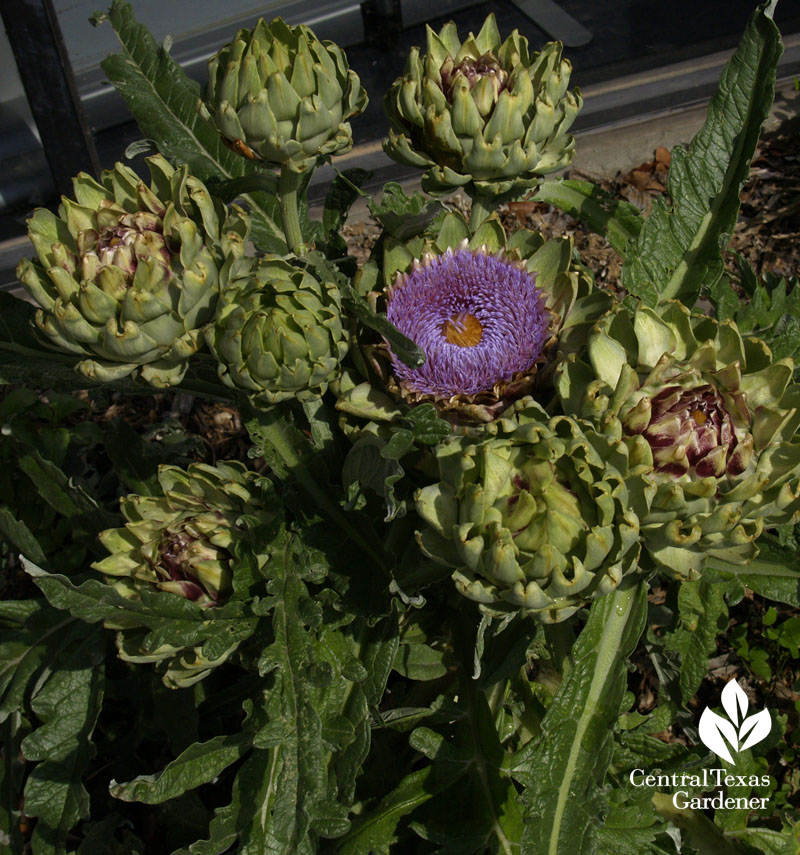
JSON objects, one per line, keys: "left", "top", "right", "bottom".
{"left": 93, "top": 461, "right": 278, "bottom": 687}
{"left": 17, "top": 155, "right": 248, "bottom": 387}
{"left": 558, "top": 301, "right": 800, "bottom": 578}
{"left": 201, "top": 17, "right": 368, "bottom": 171}
{"left": 383, "top": 14, "right": 582, "bottom": 198}
{"left": 416, "top": 399, "right": 641, "bottom": 622}
{"left": 337, "top": 209, "right": 605, "bottom": 426}
{"left": 206, "top": 255, "right": 348, "bottom": 403}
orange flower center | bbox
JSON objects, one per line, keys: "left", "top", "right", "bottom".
{"left": 442, "top": 312, "right": 483, "bottom": 347}
{"left": 692, "top": 409, "right": 707, "bottom": 425}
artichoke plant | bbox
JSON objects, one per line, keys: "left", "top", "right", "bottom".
{"left": 93, "top": 461, "right": 278, "bottom": 686}
{"left": 557, "top": 301, "right": 800, "bottom": 578}
{"left": 202, "top": 17, "right": 368, "bottom": 172}
{"left": 206, "top": 255, "right": 348, "bottom": 404}
{"left": 416, "top": 399, "right": 642, "bottom": 623}
{"left": 383, "top": 14, "right": 582, "bottom": 203}
{"left": 17, "top": 155, "right": 248, "bottom": 387}
{"left": 337, "top": 209, "right": 605, "bottom": 425}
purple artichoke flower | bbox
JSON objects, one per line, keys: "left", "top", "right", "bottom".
{"left": 385, "top": 248, "right": 550, "bottom": 398}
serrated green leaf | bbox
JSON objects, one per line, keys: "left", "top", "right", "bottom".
{"left": 664, "top": 575, "right": 728, "bottom": 705}
{"left": 95, "top": 0, "right": 286, "bottom": 252}
{"left": 727, "top": 826, "right": 800, "bottom": 855}
{"left": 17, "top": 451, "right": 104, "bottom": 521}
{"left": 398, "top": 404, "right": 452, "bottom": 446}
{"left": 173, "top": 748, "right": 281, "bottom": 855}
{"left": 392, "top": 641, "right": 448, "bottom": 681}
{"left": 251, "top": 543, "right": 346, "bottom": 852}
{"left": 534, "top": 179, "right": 643, "bottom": 257}
{"left": 651, "top": 792, "right": 751, "bottom": 855}
{"left": 369, "top": 183, "right": 443, "bottom": 240}
{"left": 622, "top": 3, "right": 782, "bottom": 308}
{"left": 516, "top": 581, "right": 648, "bottom": 855}
{"left": 0, "top": 507, "right": 47, "bottom": 565}
{"left": 110, "top": 731, "right": 251, "bottom": 804}
{"left": 400, "top": 678, "right": 524, "bottom": 854}
{"left": 361, "top": 612, "right": 399, "bottom": 708}
{"left": 22, "top": 560, "right": 256, "bottom": 654}
{"left": 21, "top": 625, "right": 105, "bottom": 855}
{"left": 0, "top": 601, "right": 76, "bottom": 723}
{"left": 0, "top": 713, "right": 29, "bottom": 855}
{"left": 334, "top": 767, "right": 437, "bottom": 855}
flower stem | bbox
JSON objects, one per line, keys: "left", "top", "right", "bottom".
{"left": 469, "top": 193, "right": 495, "bottom": 230}
{"left": 278, "top": 166, "right": 307, "bottom": 255}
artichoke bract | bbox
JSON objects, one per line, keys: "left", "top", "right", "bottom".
{"left": 202, "top": 17, "right": 368, "bottom": 172}
{"left": 206, "top": 256, "right": 348, "bottom": 404}
{"left": 93, "top": 461, "right": 278, "bottom": 686}
{"left": 416, "top": 400, "right": 641, "bottom": 623}
{"left": 17, "top": 155, "right": 248, "bottom": 387}
{"left": 339, "top": 209, "right": 605, "bottom": 424}
{"left": 383, "top": 14, "right": 582, "bottom": 199}
{"left": 558, "top": 302, "right": 800, "bottom": 578}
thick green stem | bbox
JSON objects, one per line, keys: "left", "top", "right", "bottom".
{"left": 469, "top": 193, "right": 495, "bottom": 230}
{"left": 278, "top": 166, "right": 307, "bottom": 255}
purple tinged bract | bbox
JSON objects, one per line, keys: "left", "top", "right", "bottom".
{"left": 386, "top": 249, "right": 550, "bottom": 398}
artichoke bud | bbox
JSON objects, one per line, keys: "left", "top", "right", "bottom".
{"left": 206, "top": 256, "right": 348, "bottom": 404}
{"left": 203, "top": 17, "right": 367, "bottom": 171}
{"left": 18, "top": 155, "right": 248, "bottom": 387}
{"left": 383, "top": 13, "right": 581, "bottom": 198}
{"left": 93, "top": 461, "right": 279, "bottom": 685}
{"left": 558, "top": 301, "right": 800, "bottom": 578}
{"left": 416, "top": 401, "right": 641, "bottom": 622}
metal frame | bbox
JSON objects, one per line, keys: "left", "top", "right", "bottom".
{"left": 0, "top": 0, "right": 100, "bottom": 196}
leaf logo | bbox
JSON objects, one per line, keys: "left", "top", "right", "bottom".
{"left": 698, "top": 679, "right": 771, "bottom": 764}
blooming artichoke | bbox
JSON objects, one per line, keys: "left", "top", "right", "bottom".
{"left": 416, "top": 399, "right": 641, "bottom": 622}
{"left": 206, "top": 255, "right": 348, "bottom": 403}
{"left": 201, "top": 17, "right": 368, "bottom": 171}
{"left": 17, "top": 155, "right": 248, "bottom": 387}
{"left": 383, "top": 14, "right": 582, "bottom": 198}
{"left": 93, "top": 461, "right": 278, "bottom": 686}
{"left": 338, "top": 209, "right": 605, "bottom": 424}
{"left": 557, "top": 301, "right": 800, "bottom": 578}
